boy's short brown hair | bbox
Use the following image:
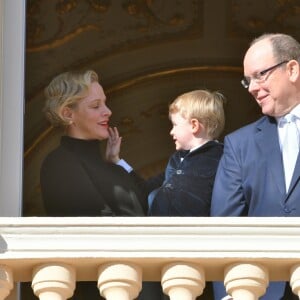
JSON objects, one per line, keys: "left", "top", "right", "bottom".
{"left": 169, "top": 89, "right": 226, "bottom": 139}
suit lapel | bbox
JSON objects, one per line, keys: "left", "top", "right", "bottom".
{"left": 254, "top": 117, "right": 286, "bottom": 195}
{"left": 288, "top": 105, "right": 300, "bottom": 195}
{"left": 288, "top": 152, "right": 300, "bottom": 195}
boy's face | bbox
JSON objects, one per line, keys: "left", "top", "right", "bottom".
{"left": 169, "top": 112, "right": 194, "bottom": 150}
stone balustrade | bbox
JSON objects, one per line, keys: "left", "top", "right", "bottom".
{"left": 1, "top": 217, "right": 300, "bottom": 300}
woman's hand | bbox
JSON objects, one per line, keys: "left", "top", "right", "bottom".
{"left": 106, "top": 127, "right": 122, "bottom": 163}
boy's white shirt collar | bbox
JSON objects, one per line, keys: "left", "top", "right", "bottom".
{"left": 189, "top": 139, "right": 211, "bottom": 153}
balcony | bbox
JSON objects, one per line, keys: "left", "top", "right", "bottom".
{"left": 1, "top": 217, "right": 300, "bottom": 300}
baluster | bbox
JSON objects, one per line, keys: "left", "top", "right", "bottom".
{"left": 32, "top": 263, "right": 76, "bottom": 300}
{"left": 98, "top": 262, "right": 142, "bottom": 300}
{"left": 0, "top": 265, "right": 13, "bottom": 300}
{"left": 161, "top": 262, "right": 205, "bottom": 300}
{"left": 224, "top": 263, "right": 269, "bottom": 300}
{"left": 290, "top": 264, "right": 300, "bottom": 297}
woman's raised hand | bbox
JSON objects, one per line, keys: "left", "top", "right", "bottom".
{"left": 106, "top": 127, "right": 122, "bottom": 163}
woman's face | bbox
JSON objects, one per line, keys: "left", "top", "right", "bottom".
{"left": 67, "top": 81, "right": 112, "bottom": 140}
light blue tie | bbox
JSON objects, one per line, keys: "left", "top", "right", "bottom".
{"left": 282, "top": 113, "right": 299, "bottom": 192}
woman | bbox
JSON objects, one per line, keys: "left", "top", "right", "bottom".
{"left": 40, "top": 69, "right": 147, "bottom": 217}
{"left": 38, "top": 69, "right": 151, "bottom": 300}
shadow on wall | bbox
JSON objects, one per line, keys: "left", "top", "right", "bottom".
{"left": 0, "top": 235, "right": 7, "bottom": 253}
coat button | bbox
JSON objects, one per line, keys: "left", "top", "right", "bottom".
{"left": 165, "top": 183, "right": 173, "bottom": 189}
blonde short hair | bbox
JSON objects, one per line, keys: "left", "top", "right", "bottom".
{"left": 44, "top": 70, "right": 99, "bottom": 127}
{"left": 169, "top": 89, "right": 226, "bottom": 139}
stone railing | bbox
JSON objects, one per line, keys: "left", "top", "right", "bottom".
{"left": 1, "top": 217, "right": 300, "bottom": 300}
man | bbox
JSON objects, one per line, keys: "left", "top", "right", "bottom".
{"left": 211, "top": 33, "right": 300, "bottom": 300}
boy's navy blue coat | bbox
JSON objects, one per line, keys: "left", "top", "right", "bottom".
{"left": 148, "top": 140, "right": 223, "bottom": 216}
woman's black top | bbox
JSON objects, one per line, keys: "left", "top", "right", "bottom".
{"left": 40, "top": 136, "right": 146, "bottom": 216}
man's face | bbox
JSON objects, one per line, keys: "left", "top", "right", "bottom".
{"left": 243, "top": 39, "right": 293, "bottom": 118}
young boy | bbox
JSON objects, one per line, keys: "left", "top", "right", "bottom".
{"left": 107, "top": 89, "right": 226, "bottom": 217}
{"left": 147, "top": 89, "right": 225, "bottom": 216}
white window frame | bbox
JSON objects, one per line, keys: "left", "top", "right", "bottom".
{"left": 0, "top": 0, "right": 26, "bottom": 217}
